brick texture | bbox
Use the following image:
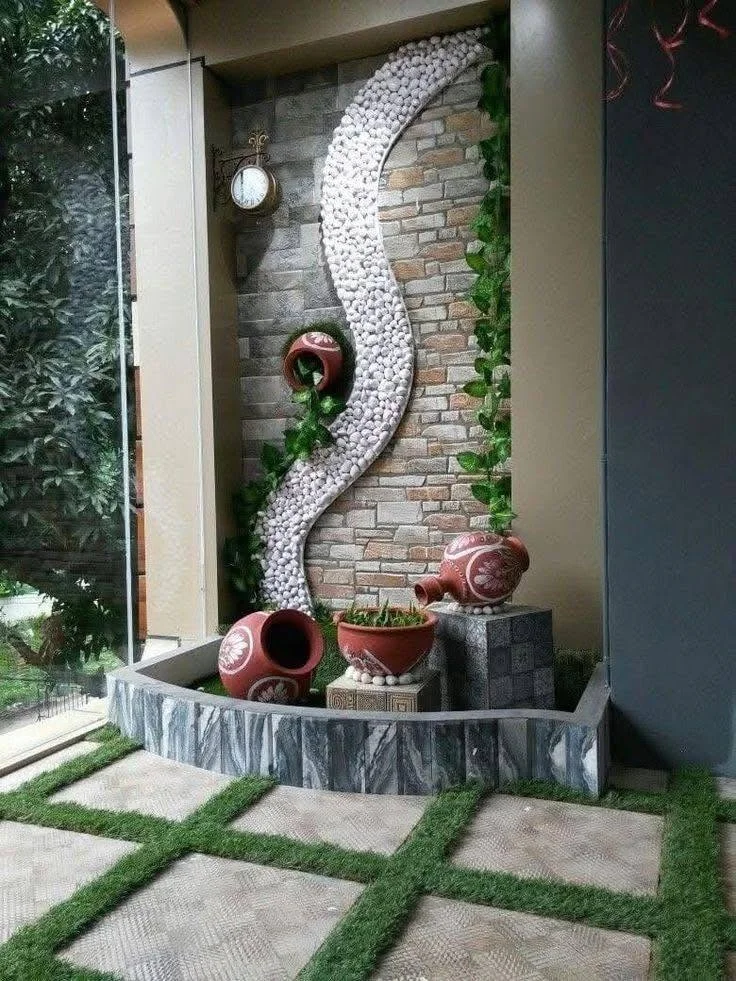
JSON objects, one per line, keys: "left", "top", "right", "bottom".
{"left": 235, "top": 45, "right": 506, "bottom": 609}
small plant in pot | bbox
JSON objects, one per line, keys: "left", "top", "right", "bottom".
{"left": 334, "top": 601, "right": 437, "bottom": 687}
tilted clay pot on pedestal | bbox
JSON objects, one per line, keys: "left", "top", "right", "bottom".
{"left": 283, "top": 330, "right": 344, "bottom": 393}
{"left": 334, "top": 608, "right": 437, "bottom": 686}
{"left": 218, "top": 609, "right": 324, "bottom": 704}
{"left": 414, "top": 532, "right": 530, "bottom": 609}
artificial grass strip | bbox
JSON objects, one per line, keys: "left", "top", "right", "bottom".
{"left": 0, "top": 727, "right": 732, "bottom": 981}
{"left": 0, "top": 839, "right": 180, "bottom": 978}
{"left": 718, "top": 799, "right": 736, "bottom": 824}
{"left": 299, "top": 784, "right": 484, "bottom": 981}
{"left": 84, "top": 724, "right": 123, "bottom": 744}
{"left": 0, "top": 950, "right": 120, "bottom": 981}
{"left": 0, "top": 794, "right": 175, "bottom": 844}
{"left": 184, "top": 773, "right": 275, "bottom": 826}
{"left": 502, "top": 777, "right": 668, "bottom": 816}
{"left": 426, "top": 863, "right": 659, "bottom": 937}
{"left": 656, "top": 767, "right": 723, "bottom": 981}
{"left": 299, "top": 869, "right": 422, "bottom": 981}
{"left": 723, "top": 915, "right": 736, "bottom": 950}
{"left": 187, "top": 823, "right": 388, "bottom": 883}
{"left": 13, "top": 736, "right": 139, "bottom": 799}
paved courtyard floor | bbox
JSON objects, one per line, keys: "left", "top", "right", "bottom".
{"left": 0, "top": 738, "right": 733, "bottom": 980}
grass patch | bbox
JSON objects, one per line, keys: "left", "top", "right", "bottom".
{"left": 0, "top": 733, "right": 731, "bottom": 980}
{"left": 656, "top": 768, "right": 723, "bottom": 980}
{"left": 502, "top": 777, "right": 669, "bottom": 815}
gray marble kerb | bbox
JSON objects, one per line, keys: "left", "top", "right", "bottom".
{"left": 107, "top": 636, "right": 610, "bottom": 798}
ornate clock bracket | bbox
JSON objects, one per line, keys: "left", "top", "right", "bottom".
{"left": 211, "top": 129, "right": 271, "bottom": 210}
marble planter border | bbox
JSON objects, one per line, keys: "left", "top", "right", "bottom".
{"left": 107, "top": 640, "right": 610, "bottom": 797}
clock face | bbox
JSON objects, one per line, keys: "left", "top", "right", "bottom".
{"left": 231, "top": 165, "right": 270, "bottom": 210}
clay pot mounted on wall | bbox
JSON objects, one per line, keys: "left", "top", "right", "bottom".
{"left": 414, "top": 531, "right": 530, "bottom": 610}
{"left": 218, "top": 609, "right": 324, "bottom": 703}
{"left": 334, "top": 607, "right": 437, "bottom": 686}
{"left": 283, "top": 330, "right": 344, "bottom": 393}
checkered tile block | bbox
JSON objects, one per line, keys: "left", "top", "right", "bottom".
{"left": 429, "top": 604, "right": 555, "bottom": 710}
{"left": 326, "top": 669, "right": 441, "bottom": 712}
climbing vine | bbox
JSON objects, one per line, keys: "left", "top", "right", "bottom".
{"left": 224, "top": 322, "right": 351, "bottom": 611}
{"left": 457, "top": 14, "right": 513, "bottom": 535}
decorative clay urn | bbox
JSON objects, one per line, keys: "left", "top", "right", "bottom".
{"left": 283, "top": 330, "right": 343, "bottom": 392}
{"left": 414, "top": 532, "right": 530, "bottom": 608}
{"left": 218, "top": 609, "right": 324, "bottom": 703}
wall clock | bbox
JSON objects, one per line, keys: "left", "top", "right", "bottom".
{"left": 212, "top": 130, "right": 280, "bottom": 216}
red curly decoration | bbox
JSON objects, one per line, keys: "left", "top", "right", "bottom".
{"left": 651, "top": 0, "right": 690, "bottom": 109}
{"left": 606, "top": 0, "right": 731, "bottom": 110}
{"left": 698, "top": 0, "right": 731, "bottom": 39}
{"left": 606, "top": 0, "right": 632, "bottom": 101}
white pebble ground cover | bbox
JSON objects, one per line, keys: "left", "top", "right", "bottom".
{"left": 260, "top": 29, "right": 483, "bottom": 612}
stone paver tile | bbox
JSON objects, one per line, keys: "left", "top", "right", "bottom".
{"left": 718, "top": 777, "right": 736, "bottom": 801}
{"left": 50, "top": 750, "right": 231, "bottom": 820}
{"left": 232, "top": 784, "right": 430, "bottom": 855}
{"left": 726, "top": 951, "right": 736, "bottom": 980}
{"left": 372, "top": 894, "right": 652, "bottom": 981}
{"left": 452, "top": 794, "right": 663, "bottom": 895}
{"left": 722, "top": 823, "right": 736, "bottom": 914}
{"left": 62, "top": 852, "right": 363, "bottom": 980}
{"left": 0, "top": 820, "right": 136, "bottom": 943}
{"left": 609, "top": 765, "right": 669, "bottom": 793}
{"left": 0, "top": 741, "right": 97, "bottom": 792}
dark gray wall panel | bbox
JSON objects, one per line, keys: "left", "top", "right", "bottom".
{"left": 605, "top": 1, "right": 736, "bottom": 775}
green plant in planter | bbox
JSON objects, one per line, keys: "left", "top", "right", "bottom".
{"left": 457, "top": 13, "right": 513, "bottom": 536}
{"left": 341, "top": 602, "right": 426, "bottom": 628}
{"left": 225, "top": 321, "right": 352, "bottom": 610}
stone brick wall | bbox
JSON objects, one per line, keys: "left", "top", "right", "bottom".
{"left": 234, "top": 41, "right": 498, "bottom": 609}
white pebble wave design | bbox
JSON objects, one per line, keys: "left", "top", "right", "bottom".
{"left": 260, "top": 29, "right": 484, "bottom": 611}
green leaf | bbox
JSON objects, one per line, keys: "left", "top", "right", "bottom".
{"left": 470, "top": 481, "right": 494, "bottom": 506}
{"left": 260, "top": 443, "right": 284, "bottom": 472}
{"left": 319, "top": 394, "right": 345, "bottom": 416}
{"left": 463, "top": 379, "right": 488, "bottom": 399}
{"left": 465, "top": 250, "right": 485, "bottom": 273}
{"left": 457, "top": 451, "right": 483, "bottom": 474}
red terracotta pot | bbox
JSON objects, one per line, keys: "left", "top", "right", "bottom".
{"left": 414, "top": 532, "right": 530, "bottom": 608}
{"left": 334, "top": 608, "right": 437, "bottom": 679}
{"left": 283, "top": 330, "right": 344, "bottom": 392}
{"left": 218, "top": 609, "right": 324, "bottom": 703}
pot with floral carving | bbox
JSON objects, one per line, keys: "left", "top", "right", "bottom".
{"left": 414, "top": 531, "right": 530, "bottom": 610}
{"left": 334, "top": 605, "right": 437, "bottom": 686}
{"left": 283, "top": 330, "right": 344, "bottom": 393}
{"left": 218, "top": 609, "right": 324, "bottom": 703}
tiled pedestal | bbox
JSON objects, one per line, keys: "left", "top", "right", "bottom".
{"left": 326, "top": 670, "right": 441, "bottom": 713}
{"left": 428, "top": 604, "right": 555, "bottom": 710}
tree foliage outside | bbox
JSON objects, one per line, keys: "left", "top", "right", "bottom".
{"left": 0, "top": 0, "right": 130, "bottom": 664}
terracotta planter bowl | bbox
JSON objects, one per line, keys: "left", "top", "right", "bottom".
{"left": 218, "top": 609, "right": 324, "bottom": 703}
{"left": 283, "top": 330, "right": 344, "bottom": 392}
{"left": 334, "top": 608, "right": 437, "bottom": 681}
{"left": 414, "top": 531, "right": 530, "bottom": 608}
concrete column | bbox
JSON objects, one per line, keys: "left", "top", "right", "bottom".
{"left": 510, "top": 0, "right": 604, "bottom": 650}
{"left": 129, "top": 59, "right": 238, "bottom": 643}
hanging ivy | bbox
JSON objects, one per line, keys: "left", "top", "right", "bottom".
{"left": 224, "top": 321, "right": 352, "bottom": 611}
{"left": 457, "top": 14, "right": 513, "bottom": 536}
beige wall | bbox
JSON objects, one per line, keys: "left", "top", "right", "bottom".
{"left": 202, "top": 72, "right": 241, "bottom": 625}
{"left": 510, "top": 0, "right": 603, "bottom": 650}
{"left": 190, "top": 0, "right": 497, "bottom": 78}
